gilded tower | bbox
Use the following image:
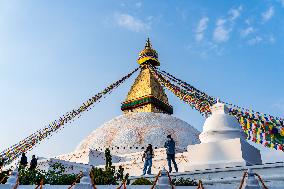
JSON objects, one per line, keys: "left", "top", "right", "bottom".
{"left": 121, "top": 38, "right": 173, "bottom": 114}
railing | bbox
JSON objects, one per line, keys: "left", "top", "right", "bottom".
{"left": 67, "top": 171, "right": 83, "bottom": 189}
{"left": 12, "top": 178, "right": 19, "bottom": 189}
{"left": 255, "top": 173, "right": 268, "bottom": 189}
{"left": 150, "top": 170, "right": 204, "bottom": 189}
{"left": 0, "top": 177, "right": 6, "bottom": 184}
{"left": 165, "top": 171, "right": 175, "bottom": 189}
{"left": 238, "top": 171, "right": 247, "bottom": 189}
{"left": 196, "top": 180, "right": 204, "bottom": 189}
{"left": 116, "top": 180, "right": 127, "bottom": 189}
{"left": 238, "top": 170, "right": 268, "bottom": 189}
{"left": 89, "top": 171, "right": 97, "bottom": 189}
{"left": 0, "top": 170, "right": 11, "bottom": 184}
{"left": 35, "top": 178, "right": 44, "bottom": 189}
{"left": 5, "top": 169, "right": 269, "bottom": 189}
{"left": 150, "top": 170, "right": 162, "bottom": 189}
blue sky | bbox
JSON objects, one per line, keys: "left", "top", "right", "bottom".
{"left": 1, "top": 0, "right": 284, "bottom": 162}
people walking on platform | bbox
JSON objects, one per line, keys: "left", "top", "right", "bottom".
{"left": 29, "top": 155, "right": 37, "bottom": 170}
{"left": 142, "top": 144, "right": 154, "bottom": 175}
{"left": 164, "top": 135, "right": 178, "bottom": 173}
{"left": 19, "top": 153, "right": 28, "bottom": 169}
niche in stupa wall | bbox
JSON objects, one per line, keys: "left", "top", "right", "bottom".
{"left": 150, "top": 104, "right": 169, "bottom": 114}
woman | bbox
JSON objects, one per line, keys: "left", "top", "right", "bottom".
{"left": 142, "top": 144, "right": 154, "bottom": 175}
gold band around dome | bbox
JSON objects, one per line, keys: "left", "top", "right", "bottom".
{"left": 137, "top": 57, "right": 160, "bottom": 66}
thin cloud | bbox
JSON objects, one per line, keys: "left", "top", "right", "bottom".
{"left": 114, "top": 13, "right": 150, "bottom": 32}
{"left": 135, "top": 2, "right": 142, "bottom": 8}
{"left": 213, "top": 19, "right": 231, "bottom": 42}
{"left": 195, "top": 17, "right": 209, "bottom": 41}
{"left": 212, "top": 5, "right": 241, "bottom": 43}
{"left": 245, "top": 19, "right": 251, "bottom": 25}
{"left": 187, "top": 42, "right": 224, "bottom": 58}
{"left": 240, "top": 26, "right": 255, "bottom": 37}
{"left": 262, "top": 6, "right": 274, "bottom": 22}
{"left": 278, "top": 0, "right": 284, "bottom": 7}
{"left": 229, "top": 6, "right": 242, "bottom": 21}
{"left": 247, "top": 36, "right": 263, "bottom": 45}
{"left": 269, "top": 35, "right": 275, "bottom": 43}
{"left": 247, "top": 35, "right": 275, "bottom": 45}
{"left": 272, "top": 101, "right": 284, "bottom": 111}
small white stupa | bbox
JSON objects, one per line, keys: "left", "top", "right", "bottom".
{"left": 199, "top": 101, "right": 246, "bottom": 143}
{"left": 185, "top": 101, "right": 262, "bottom": 171}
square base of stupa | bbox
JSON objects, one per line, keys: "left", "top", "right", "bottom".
{"left": 184, "top": 138, "right": 262, "bottom": 171}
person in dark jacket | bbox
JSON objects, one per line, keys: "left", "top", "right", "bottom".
{"left": 164, "top": 135, "right": 178, "bottom": 173}
{"left": 142, "top": 144, "right": 154, "bottom": 175}
{"left": 19, "top": 153, "right": 28, "bottom": 168}
{"left": 0, "top": 157, "right": 5, "bottom": 172}
{"left": 29, "top": 155, "right": 37, "bottom": 170}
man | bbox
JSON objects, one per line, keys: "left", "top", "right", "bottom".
{"left": 29, "top": 155, "right": 37, "bottom": 170}
{"left": 19, "top": 153, "right": 28, "bottom": 169}
{"left": 164, "top": 135, "right": 178, "bottom": 173}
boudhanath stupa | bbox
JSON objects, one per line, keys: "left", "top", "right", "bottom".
{"left": 37, "top": 39, "right": 284, "bottom": 187}
{"left": 39, "top": 39, "right": 201, "bottom": 172}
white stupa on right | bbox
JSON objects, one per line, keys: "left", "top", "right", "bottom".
{"left": 185, "top": 101, "right": 262, "bottom": 171}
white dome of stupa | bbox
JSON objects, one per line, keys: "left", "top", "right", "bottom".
{"left": 199, "top": 102, "right": 246, "bottom": 143}
{"left": 76, "top": 112, "right": 200, "bottom": 155}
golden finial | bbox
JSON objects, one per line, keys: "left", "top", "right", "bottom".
{"left": 145, "top": 37, "right": 152, "bottom": 49}
{"left": 137, "top": 38, "right": 160, "bottom": 66}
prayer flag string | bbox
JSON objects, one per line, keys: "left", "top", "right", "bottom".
{"left": 0, "top": 67, "right": 139, "bottom": 166}
{"left": 149, "top": 66, "right": 284, "bottom": 152}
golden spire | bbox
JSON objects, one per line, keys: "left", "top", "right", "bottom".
{"left": 121, "top": 39, "right": 172, "bottom": 114}
{"left": 137, "top": 38, "right": 160, "bottom": 66}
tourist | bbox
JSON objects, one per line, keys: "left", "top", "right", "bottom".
{"left": 19, "top": 153, "right": 28, "bottom": 169}
{"left": 116, "top": 165, "right": 124, "bottom": 180}
{"left": 29, "top": 155, "right": 37, "bottom": 170}
{"left": 0, "top": 158, "right": 4, "bottom": 172}
{"left": 142, "top": 144, "right": 154, "bottom": 175}
{"left": 164, "top": 135, "right": 178, "bottom": 173}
